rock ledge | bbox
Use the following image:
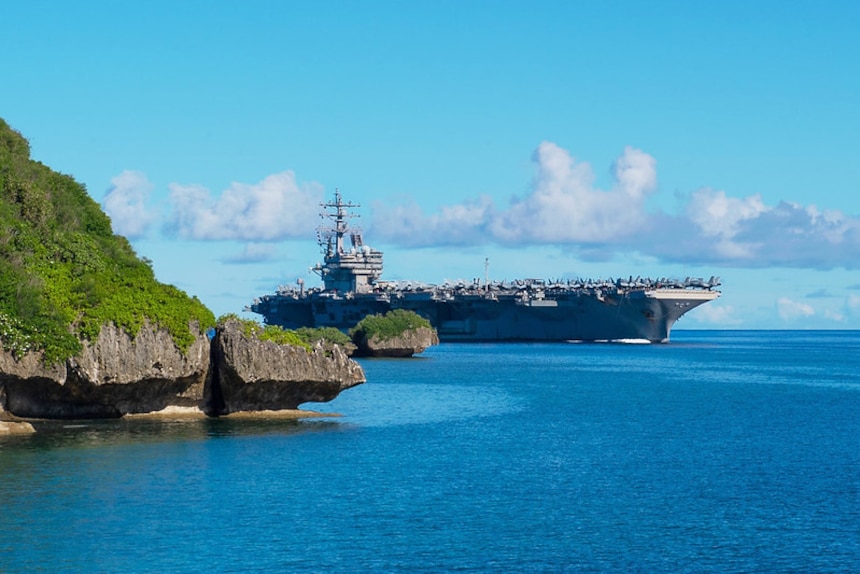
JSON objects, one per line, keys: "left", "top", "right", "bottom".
{"left": 0, "top": 320, "right": 364, "bottom": 420}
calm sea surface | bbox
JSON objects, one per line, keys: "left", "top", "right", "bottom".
{"left": 1, "top": 331, "right": 859, "bottom": 572}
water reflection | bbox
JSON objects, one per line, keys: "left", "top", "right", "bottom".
{"left": 0, "top": 415, "right": 345, "bottom": 453}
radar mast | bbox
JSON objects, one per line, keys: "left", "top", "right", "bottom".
{"left": 312, "top": 189, "right": 383, "bottom": 293}
{"left": 317, "top": 188, "right": 361, "bottom": 256}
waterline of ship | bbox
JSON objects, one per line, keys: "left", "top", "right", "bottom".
{"left": 251, "top": 190, "right": 721, "bottom": 342}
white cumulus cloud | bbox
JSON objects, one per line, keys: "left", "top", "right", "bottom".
{"left": 165, "top": 171, "right": 323, "bottom": 241}
{"left": 688, "top": 304, "right": 743, "bottom": 325}
{"left": 370, "top": 196, "right": 494, "bottom": 247}
{"left": 113, "top": 142, "right": 860, "bottom": 273}
{"left": 221, "top": 242, "right": 278, "bottom": 263}
{"left": 731, "top": 201, "right": 860, "bottom": 268}
{"left": 372, "top": 142, "right": 658, "bottom": 248}
{"left": 686, "top": 188, "right": 768, "bottom": 238}
{"left": 612, "top": 145, "right": 657, "bottom": 200}
{"left": 102, "top": 170, "right": 158, "bottom": 238}
{"left": 491, "top": 142, "right": 656, "bottom": 243}
{"left": 369, "top": 141, "right": 860, "bottom": 270}
{"left": 684, "top": 188, "right": 768, "bottom": 260}
{"left": 777, "top": 297, "right": 815, "bottom": 321}
{"left": 824, "top": 309, "right": 845, "bottom": 322}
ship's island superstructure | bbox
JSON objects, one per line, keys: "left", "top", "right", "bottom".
{"left": 250, "top": 190, "right": 721, "bottom": 342}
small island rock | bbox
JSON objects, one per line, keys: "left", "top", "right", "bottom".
{"left": 353, "top": 326, "right": 440, "bottom": 358}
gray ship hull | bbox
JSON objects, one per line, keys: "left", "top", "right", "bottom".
{"left": 249, "top": 190, "right": 721, "bottom": 343}
{"left": 250, "top": 288, "right": 718, "bottom": 343}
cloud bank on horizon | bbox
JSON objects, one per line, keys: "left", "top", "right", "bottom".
{"left": 105, "top": 170, "right": 324, "bottom": 243}
{"left": 102, "top": 141, "right": 860, "bottom": 269}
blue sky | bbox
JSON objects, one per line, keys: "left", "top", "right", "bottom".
{"left": 2, "top": 1, "right": 859, "bottom": 329}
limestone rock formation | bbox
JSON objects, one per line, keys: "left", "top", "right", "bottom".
{"left": 207, "top": 320, "right": 365, "bottom": 414}
{"left": 0, "top": 385, "right": 34, "bottom": 434}
{"left": 353, "top": 326, "right": 439, "bottom": 358}
{"left": 0, "top": 322, "right": 210, "bottom": 419}
{"left": 0, "top": 320, "right": 365, "bottom": 420}
{"left": 0, "top": 420, "right": 35, "bottom": 435}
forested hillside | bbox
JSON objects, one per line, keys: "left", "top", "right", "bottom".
{"left": 0, "top": 118, "right": 214, "bottom": 363}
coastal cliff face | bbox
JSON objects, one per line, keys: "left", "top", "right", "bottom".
{"left": 0, "top": 120, "right": 366, "bottom": 427}
{"left": 0, "top": 322, "right": 210, "bottom": 419}
{"left": 207, "top": 320, "right": 365, "bottom": 414}
{"left": 0, "top": 118, "right": 223, "bottom": 422}
{"left": 353, "top": 326, "right": 440, "bottom": 358}
{"left": 0, "top": 320, "right": 364, "bottom": 421}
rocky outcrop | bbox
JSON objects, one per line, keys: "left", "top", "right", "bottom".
{"left": 0, "top": 322, "right": 210, "bottom": 419}
{"left": 0, "top": 386, "right": 35, "bottom": 434}
{"left": 353, "top": 326, "right": 439, "bottom": 357}
{"left": 0, "top": 320, "right": 364, "bottom": 420}
{"left": 0, "top": 421, "right": 35, "bottom": 435}
{"left": 0, "top": 385, "right": 34, "bottom": 433}
{"left": 206, "top": 320, "right": 365, "bottom": 414}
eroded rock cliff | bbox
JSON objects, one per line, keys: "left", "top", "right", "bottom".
{"left": 207, "top": 320, "right": 365, "bottom": 415}
{"left": 0, "top": 320, "right": 364, "bottom": 420}
{"left": 0, "top": 321, "right": 210, "bottom": 419}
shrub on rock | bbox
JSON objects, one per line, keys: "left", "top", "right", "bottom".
{"left": 350, "top": 310, "right": 438, "bottom": 357}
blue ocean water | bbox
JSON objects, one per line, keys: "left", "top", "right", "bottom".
{"left": 1, "top": 331, "right": 859, "bottom": 572}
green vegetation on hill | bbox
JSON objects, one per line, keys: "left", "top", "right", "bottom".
{"left": 350, "top": 309, "right": 431, "bottom": 341}
{"left": 218, "top": 315, "right": 353, "bottom": 353}
{"left": 0, "top": 118, "right": 215, "bottom": 364}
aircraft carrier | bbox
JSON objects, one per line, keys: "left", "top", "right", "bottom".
{"left": 249, "top": 190, "right": 721, "bottom": 343}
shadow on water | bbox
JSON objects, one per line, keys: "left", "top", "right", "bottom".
{"left": 0, "top": 415, "right": 345, "bottom": 453}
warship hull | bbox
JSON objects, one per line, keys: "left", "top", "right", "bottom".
{"left": 249, "top": 190, "right": 721, "bottom": 343}
{"left": 251, "top": 288, "right": 718, "bottom": 343}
